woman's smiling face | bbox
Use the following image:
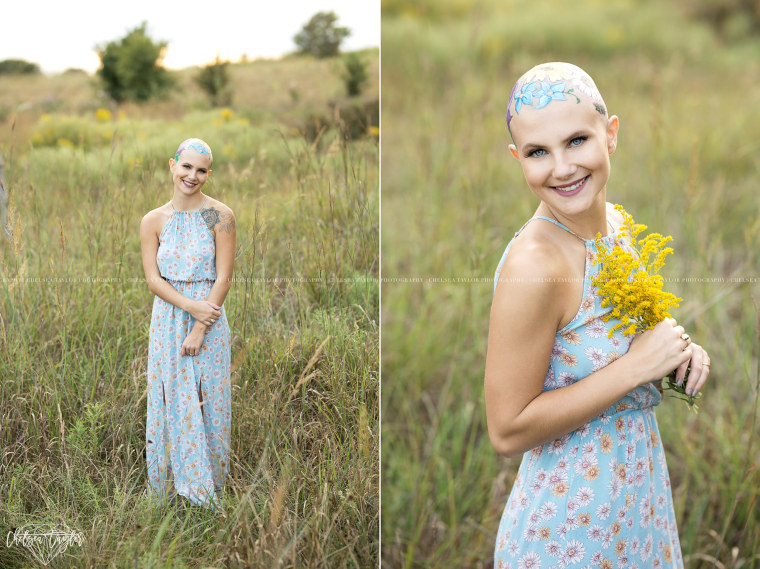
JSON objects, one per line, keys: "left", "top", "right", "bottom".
{"left": 170, "top": 149, "right": 212, "bottom": 196}
{"left": 509, "top": 100, "right": 618, "bottom": 218}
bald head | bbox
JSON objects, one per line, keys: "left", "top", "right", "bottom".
{"left": 174, "top": 138, "right": 213, "bottom": 164}
{"left": 506, "top": 62, "right": 607, "bottom": 138}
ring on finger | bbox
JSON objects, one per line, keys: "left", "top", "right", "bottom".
{"left": 680, "top": 333, "right": 691, "bottom": 344}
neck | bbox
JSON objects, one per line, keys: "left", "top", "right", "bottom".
{"left": 537, "top": 196, "right": 609, "bottom": 239}
{"left": 171, "top": 192, "right": 205, "bottom": 211}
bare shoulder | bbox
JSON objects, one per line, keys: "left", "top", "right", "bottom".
{"left": 497, "top": 225, "right": 574, "bottom": 291}
{"left": 200, "top": 197, "right": 236, "bottom": 235}
{"left": 606, "top": 201, "right": 626, "bottom": 231}
{"left": 492, "top": 222, "right": 582, "bottom": 333}
{"left": 141, "top": 204, "right": 172, "bottom": 237}
{"left": 494, "top": 227, "right": 573, "bottom": 312}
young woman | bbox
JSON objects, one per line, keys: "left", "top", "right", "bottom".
{"left": 485, "top": 63, "right": 710, "bottom": 568}
{"left": 140, "top": 138, "right": 236, "bottom": 509}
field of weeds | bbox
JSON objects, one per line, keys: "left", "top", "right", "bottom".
{"left": 381, "top": 1, "right": 760, "bottom": 567}
{"left": 0, "top": 50, "right": 379, "bottom": 568}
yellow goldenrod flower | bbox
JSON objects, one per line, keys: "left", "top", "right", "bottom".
{"left": 592, "top": 204, "right": 680, "bottom": 339}
{"left": 592, "top": 205, "right": 700, "bottom": 412}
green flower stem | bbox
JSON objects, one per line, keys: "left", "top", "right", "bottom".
{"left": 664, "top": 368, "right": 701, "bottom": 413}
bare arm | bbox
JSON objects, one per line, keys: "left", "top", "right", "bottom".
{"left": 191, "top": 205, "right": 236, "bottom": 334}
{"left": 140, "top": 212, "right": 195, "bottom": 313}
{"left": 484, "top": 242, "right": 693, "bottom": 458}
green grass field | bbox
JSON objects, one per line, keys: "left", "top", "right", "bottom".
{"left": 381, "top": 1, "right": 760, "bottom": 567}
{"left": 0, "top": 51, "right": 379, "bottom": 568}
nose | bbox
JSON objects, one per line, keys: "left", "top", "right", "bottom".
{"left": 552, "top": 152, "right": 577, "bottom": 180}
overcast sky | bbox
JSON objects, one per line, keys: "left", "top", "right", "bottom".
{"left": 2, "top": 0, "right": 379, "bottom": 74}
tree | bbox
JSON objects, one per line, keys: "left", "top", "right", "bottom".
{"left": 0, "top": 59, "right": 40, "bottom": 75}
{"left": 195, "top": 57, "right": 232, "bottom": 107}
{"left": 96, "top": 22, "right": 173, "bottom": 103}
{"left": 342, "top": 53, "right": 368, "bottom": 97}
{"left": 293, "top": 11, "right": 350, "bottom": 58}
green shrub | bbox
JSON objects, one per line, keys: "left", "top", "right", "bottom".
{"left": 336, "top": 98, "right": 379, "bottom": 141}
{"left": 0, "top": 59, "right": 41, "bottom": 75}
{"left": 195, "top": 57, "right": 232, "bottom": 107}
{"left": 30, "top": 114, "right": 114, "bottom": 150}
{"left": 342, "top": 53, "right": 369, "bottom": 97}
{"left": 96, "top": 22, "right": 174, "bottom": 103}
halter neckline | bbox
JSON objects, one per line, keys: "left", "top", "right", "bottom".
{"left": 526, "top": 215, "right": 616, "bottom": 243}
{"left": 170, "top": 196, "right": 208, "bottom": 212}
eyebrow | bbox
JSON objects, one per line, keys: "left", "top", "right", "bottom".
{"left": 520, "top": 130, "right": 593, "bottom": 154}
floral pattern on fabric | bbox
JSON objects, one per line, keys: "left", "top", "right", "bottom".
{"left": 146, "top": 209, "right": 231, "bottom": 509}
{"left": 492, "top": 216, "right": 683, "bottom": 569}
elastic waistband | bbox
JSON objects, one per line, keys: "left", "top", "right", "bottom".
{"left": 165, "top": 278, "right": 216, "bottom": 285}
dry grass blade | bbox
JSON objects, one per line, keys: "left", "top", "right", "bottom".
{"left": 289, "top": 335, "right": 331, "bottom": 399}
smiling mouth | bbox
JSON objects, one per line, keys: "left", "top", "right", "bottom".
{"left": 552, "top": 175, "right": 589, "bottom": 193}
{"left": 182, "top": 180, "right": 197, "bottom": 188}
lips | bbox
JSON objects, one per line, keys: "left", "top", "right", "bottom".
{"left": 551, "top": 175, "right": 589, "bottom": 197}
{"left": 182, "top": 180, "right": 197, "bottom": 188}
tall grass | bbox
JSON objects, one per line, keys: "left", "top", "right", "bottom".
{"left": 0, "top": 54, "right": 378, "bottom": 568}
{"left": 381, "top": 2, "right": 760, "bottom": 567}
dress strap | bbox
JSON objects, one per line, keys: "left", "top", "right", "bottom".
{"left": 522, "top": 216, "right": 586, "bottom": 243}
{"left": 521, "top": 215, "right": 617, "bottom": 242}
{"left": 170, "top": 195, "right": 208, "bottom": 211}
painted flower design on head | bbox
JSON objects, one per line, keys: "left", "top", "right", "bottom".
{"left": 534, "top": 81, "right": 570, "bottom": 109}
{"left": 174, "top": 138, "right": 213, "bottom": 163}
{"left": 514, "top": 82, "right": 537, "bottom": 114}
{"left": 506, "top": 62, "right": 608, "bottom": 135}
{"left": 513, "top": 79, "right": 580, "bottom": 113}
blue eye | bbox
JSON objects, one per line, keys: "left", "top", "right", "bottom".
{"left": 528, "top": 148, "right": 546, "bottom": 158}
{"left": 570, "top": 136, "right": 587, "bottom": 147}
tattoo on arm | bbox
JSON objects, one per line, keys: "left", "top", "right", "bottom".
{"left": 200, "top": 207, "right": 235, "bottom": 234}
{"left": 200, "top": 208, "right": 220, "bottom": 232}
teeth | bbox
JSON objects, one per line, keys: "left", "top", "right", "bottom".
{"left": 555, "top": 177, "right": 586, "bottom": 192}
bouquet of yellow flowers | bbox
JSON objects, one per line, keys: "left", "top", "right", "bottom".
{"left": 592, "top": 204, "right": 700, "bottom": 412}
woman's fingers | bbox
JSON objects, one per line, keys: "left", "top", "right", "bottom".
{"left": 686, "top": 345, "right": 710, "bottom": 396}
{"left": 675, "top": 348, "right": 692, "bottom": 383}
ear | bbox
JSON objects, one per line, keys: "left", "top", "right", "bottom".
{"left": 509, "top": 144, "right": 520, "bottom": 160}
{"left": 169, "top": 158, "right": 176, "bottom": 170}
{"left": 606, "top": 115, "right": 619, "bottom": 155}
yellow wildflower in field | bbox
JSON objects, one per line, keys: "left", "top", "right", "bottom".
{"left": 57, "top": 138, "right": 74, "bottom": 148}
{"left": 592, "top": 205, "right": 700, "bottom": 412}
{"left": 220, "top": 108, "right": 234, "bottom": 121}
{"left": 95, "top": 108, "right": 112, "bottom": 122}
{"left": 591, "top": 204, "right": 681, "bottom": 339}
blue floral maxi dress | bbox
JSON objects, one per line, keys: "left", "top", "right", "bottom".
{"left": 146, "top": 198, "right": 231, "bottom": 508}
{"left": 492, "top": 216, "right": 683, "bottom": 569}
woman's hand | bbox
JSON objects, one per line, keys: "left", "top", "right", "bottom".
{"left": 189, "top": 300, "right": 222, "bottom": 327}
{"left": 675, "top": 341, "right": 710, "bottom": 397}
{"left": 627, "top": 317, "right": 693, "bottom": 386}
{"left": 181, "top": 328, "right": 205, "bottom": 357}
